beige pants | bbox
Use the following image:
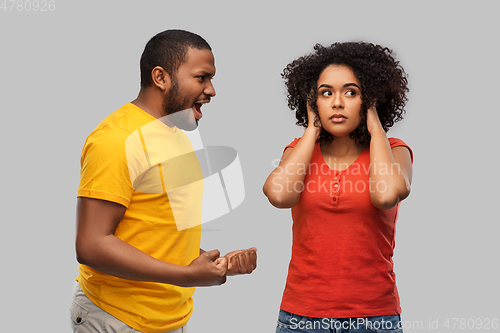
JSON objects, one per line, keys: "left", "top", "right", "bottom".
{"left": 70, "top": 284, "right": 188, "bottom": 333}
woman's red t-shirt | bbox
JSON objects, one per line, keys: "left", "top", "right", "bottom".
{"left": 280, "top": 137, "right": 413, "bottom": 318}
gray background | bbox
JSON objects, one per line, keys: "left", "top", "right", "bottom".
{"left": 1, "top": 0, "right": 498, "bottom": 332}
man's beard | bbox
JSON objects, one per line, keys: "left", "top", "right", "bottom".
{"left": 162, "top": 80, "right": 198, "bottom": 131}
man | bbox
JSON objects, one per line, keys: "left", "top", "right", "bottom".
{"left": 70, "top": 30, "right": 257, "bottom": 333}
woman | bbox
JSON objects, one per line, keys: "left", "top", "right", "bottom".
{"left": 263, "top": 42, "right": 413, "bottom": 333}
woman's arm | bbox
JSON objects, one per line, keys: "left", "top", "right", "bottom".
{"left": 263, "top": 106, "right": 321, "bottom": 208}
{"left": 366, "top": 106, "right": 413, "bottom": 210}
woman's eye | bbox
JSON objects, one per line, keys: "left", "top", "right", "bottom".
{"left": 346, "top": 90, "right": 356, "bottom": 96}
{"left": 321, "top": 91, "right": 332, "bottom": 96}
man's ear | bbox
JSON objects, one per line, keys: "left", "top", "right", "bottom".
{"left": 151, "top": 66, "right": 171, "bottom": 91}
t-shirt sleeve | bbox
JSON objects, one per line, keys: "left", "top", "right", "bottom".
{"left": 284, "top": 138, "right": 301, "bottom": 152}
{"left": 388, "top": 137, "right": 413, "bottom": 163}
{"left": 77, "top": 126, "right": 135, "bottom": 207}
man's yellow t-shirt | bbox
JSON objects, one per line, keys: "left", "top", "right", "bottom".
{"left": 77, "top": 103, "right": 202, "bottom": 333}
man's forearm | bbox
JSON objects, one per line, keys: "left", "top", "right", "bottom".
{"left": 78, "top": 234, "right": 189, "bottom": 286}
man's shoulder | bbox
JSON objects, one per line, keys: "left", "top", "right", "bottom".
{"left": 97, "top": 103, "right": 151, "bottom": 131}
{"left": 88, "top": 103, "right": 152, "bottom": 140}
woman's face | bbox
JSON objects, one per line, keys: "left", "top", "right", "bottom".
{"left": 316, "top": 64, "right": 363, "bottom": 138}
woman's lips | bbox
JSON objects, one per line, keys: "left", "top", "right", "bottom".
{"left": 330, "top": 114, "right": 347, "bottom": 123}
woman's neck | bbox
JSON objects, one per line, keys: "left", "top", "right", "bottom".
{"left": 320, "top": 136, "right": 367, "bottom": 159}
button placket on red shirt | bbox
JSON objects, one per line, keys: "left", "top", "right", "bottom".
{"left": 331, "top": 171, "right": 340, "bottom": 207}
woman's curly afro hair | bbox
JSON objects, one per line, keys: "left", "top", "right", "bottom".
{"left": 282, "top": 42, "right": 409, "bottom": 145}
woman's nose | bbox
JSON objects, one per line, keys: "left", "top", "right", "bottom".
{"left": 332, "top": 94, "right": 343, "bottom": 108}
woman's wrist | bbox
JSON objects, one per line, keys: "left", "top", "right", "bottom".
{"left": 368, "top": 125, "right": 386, "bottom": 139}
{"left": 304, "top": 125, "right": 321, "bottom": 139}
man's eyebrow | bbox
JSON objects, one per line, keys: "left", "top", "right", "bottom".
{"left": 198, "top": 71, "right": 215, "bottom": 78}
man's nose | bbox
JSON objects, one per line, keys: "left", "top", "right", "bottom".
{"left": 205, "top": 81, "right": 216, "bottom": 97}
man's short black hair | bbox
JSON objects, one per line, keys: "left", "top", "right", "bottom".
{"left": 140, "top": 29, "right": 212, "bottom": 88}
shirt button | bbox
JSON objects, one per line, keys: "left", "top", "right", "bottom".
{"left": 332, "top": 197, "right": 337, "bottom": 202}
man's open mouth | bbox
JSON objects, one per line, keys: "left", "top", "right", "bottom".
{"left": 193, "top": 100, "right": 210, "bottom": 120}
